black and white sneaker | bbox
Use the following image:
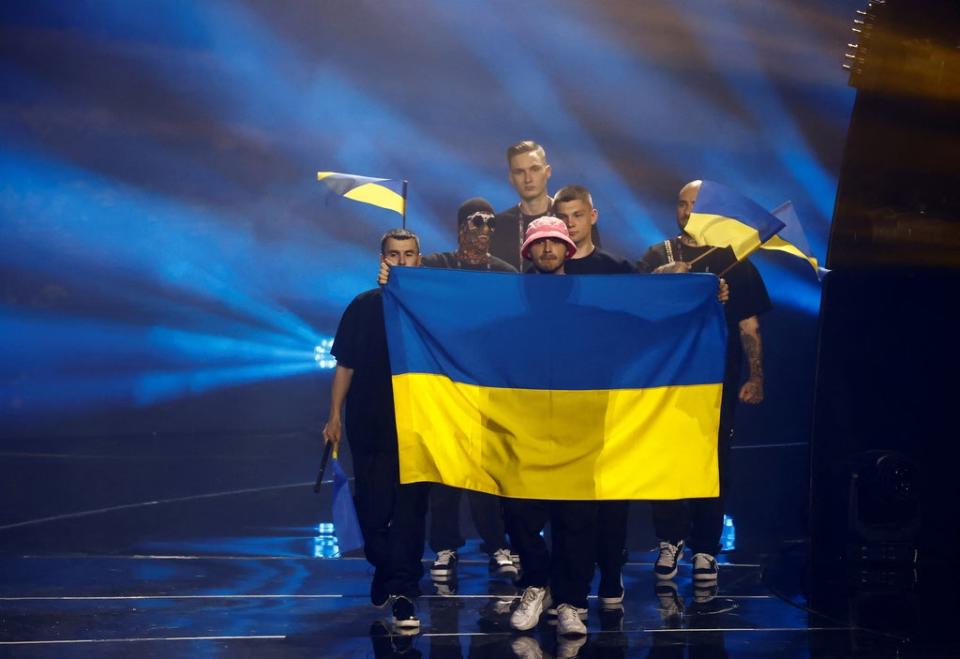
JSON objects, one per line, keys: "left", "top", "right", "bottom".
{"left": 598, "top": 569, "right": 625, "bottom": 608}
{"left": 430, "top": 549, "right": 458, "bottom": 579}
{"left": 691, "top": 552, "right": 719, "bottom": 583}
{"left": 654, "top": 540, "right": 684, "bottom": 580}
{"left": 391, "top": 595, "right": 420, "bottom": 629}
{"left": 489, "top": 547, "right": 518, "bottom": 576}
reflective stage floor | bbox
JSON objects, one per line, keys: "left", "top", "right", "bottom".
{"left": 0, "top": 432, "right": 948, "bottom": 657}
{"left": 2, "top": 548, "right": 945, "bottom": 657}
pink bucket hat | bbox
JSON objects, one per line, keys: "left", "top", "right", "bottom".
{"left": 520, "top": 216, "right": 577, "bottom": 260}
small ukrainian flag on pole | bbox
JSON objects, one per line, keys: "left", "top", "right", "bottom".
{"left": 317, "top": 171, "right": 408, "bottom": 226}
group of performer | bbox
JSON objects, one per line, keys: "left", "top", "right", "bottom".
{"left": 321, "top": 140, "right": 770, "bottom": 637}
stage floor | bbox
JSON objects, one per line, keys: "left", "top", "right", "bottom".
{"left": 0, "top": 549, "right": 925, "bottom": 657}
{"left": 0, "top": 432, "right": 944, "bottom": 657}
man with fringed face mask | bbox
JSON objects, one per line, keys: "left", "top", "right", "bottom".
{"left": 421, "top": 198, "right": 518, "bottom": 273}
{"left": 419, "top": 198, "right": 518, "bottom": 588}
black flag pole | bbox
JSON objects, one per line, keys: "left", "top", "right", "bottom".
{"left": 312, "top": 440, "right": 333, "bottom": 494}
{"left": 401, "top": 180, "right": 408, "bottom": 229}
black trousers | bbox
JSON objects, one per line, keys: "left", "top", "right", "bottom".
{"left": 596, "top": 500, "right": 630, "bottom": 585}
{"left": 503, "top": 498, "right": 597, "bottom": 609}
{"left": 429, "top": 484, "right": 509, "bottom": 555}
{"left": 650, "top": 388, "right": 736, "bottom": 556}
{"left": 351, "top": 448, "right": 428, "bottom": 601}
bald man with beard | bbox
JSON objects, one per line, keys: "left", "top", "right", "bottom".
{"left": 639, "top": 180, "right": 771, "bottom": 588}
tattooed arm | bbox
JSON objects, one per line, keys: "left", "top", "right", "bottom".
{"left": 738, "top": 315, "right": 763, "bottom": 404}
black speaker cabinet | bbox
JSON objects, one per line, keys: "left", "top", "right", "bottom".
{"left": 809, "top": 268, "right": 959, "bottom": 570}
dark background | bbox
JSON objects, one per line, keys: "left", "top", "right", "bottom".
{"left": 0, "top": 0, "right": 861, "bottom": 554}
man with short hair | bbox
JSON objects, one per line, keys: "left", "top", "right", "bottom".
{"left": 505, "top": 217, "right": 594, "bottom": 638}
{"left": 491, "top": 141, "right": 556, "bottom": 271}
{"left": 553, "top": 184, "right": 634, "bottom": 275}
{"left": 322, "top": 228, "right": 429, "bottom": 631}
{"left": 551, "top": 185, "right": 636, "bottom": 613}
{"left": 420, "top": 198, "right": 518, "bottom": 583}
{"left": 639, "top": 180, "right": 770, "bottom": 587}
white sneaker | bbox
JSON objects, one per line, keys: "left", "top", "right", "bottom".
{"left": 555, "top": 603, "right": 587, "bottom": 636}
{"left": 490, "top": 547, "right": 519, "bottom": 576}
{"left": 510, "top": 586, "right": 549, "bottom": 630}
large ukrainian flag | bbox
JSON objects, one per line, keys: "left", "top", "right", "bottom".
{"left": 382, "top": 268, "right": 727, "bottom": 501}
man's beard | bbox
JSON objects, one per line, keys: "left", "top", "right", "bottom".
{"left": 533, "top": 257, "right": 563, "bottom": 274}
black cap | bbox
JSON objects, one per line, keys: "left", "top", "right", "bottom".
{"left": 457, "top": 197, "right": 495, "bottom": 227}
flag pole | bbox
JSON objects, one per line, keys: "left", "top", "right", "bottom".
{"left": 401, "top": 180, "right": 408, "bottom": 229}
{"left": 686, "top": 245, "right": 720, "bottom": 267}
{"left": 312, "top": 440, "right": 333, "bottom": 494}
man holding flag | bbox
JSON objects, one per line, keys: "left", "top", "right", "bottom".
{"left": 322, "top": 228, "right": 428, "bottom": 631}
{"left": 639, "top": 180, "right": 771, "bottom": 586}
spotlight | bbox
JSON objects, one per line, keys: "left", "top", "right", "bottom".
{"left": 314, "top": 337, "right": 336, "bottom": 369}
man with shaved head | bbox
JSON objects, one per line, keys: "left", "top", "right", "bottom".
{"left": 639, "top": 180, "right": 771, "bottom": 588}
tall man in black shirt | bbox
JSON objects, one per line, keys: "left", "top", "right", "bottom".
{"left": 322, "top": 228, "right": 429, "bottom": 631}
{"left": 491, "top": 140, "right": 555, "bottom": 271}
{"left": 639, "top": 180, "right": 770, "bottom": 587}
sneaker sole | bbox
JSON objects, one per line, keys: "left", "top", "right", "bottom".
{"left": 509, "top": 616, "right": 541, "bottom": 631}
{"left": 393, "top": 618, "right": 421, "bottom": 629}
{"left": 693, "top": 573, "right": 718, "bottom": 583}
{"left": 599, "top": 595, "right": 624, "bottom": 606}
{"left": 655, "top": 567, "right": 679, "bottom": 580}
{"left": 430, "top": 568, "right": 455, "bottom": 578}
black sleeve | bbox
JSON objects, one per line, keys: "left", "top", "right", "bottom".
{"left": 725, "top": 259, "right": 771, "bottom": 323}
{"left": 330, "top": 295, "right": 365, "bottom": 369}
{"left": 420, "top": 252, "right": 447, "bottom": 269}
{"left": 638, "top": 244, "right": 666, "bottom": 273}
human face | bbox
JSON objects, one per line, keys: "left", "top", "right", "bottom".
{"left": 508, "top": 151, "right": 552, "bottom": 202}
{"left": 458, "top": 210, "right": 495, "bottom": 252}
{"left": 554, "top": 198, "right": 597, "bottom": 247}
{"left": 529, "top": 237, "right": 567, "bottom": 274}
{"left": 676, "top": 181, "right": 701, "bottom": 230}
{"left": 381, "top": 238, "right": 421, "bottom": 267}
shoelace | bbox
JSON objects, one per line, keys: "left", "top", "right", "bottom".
{"left": 519, "top": 588, "right": 542, "bottom": 608}
{"left": 658, "top": 543, "right": 677, "bottom": 562}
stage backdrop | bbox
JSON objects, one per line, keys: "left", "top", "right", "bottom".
{"left": 1, "top": 1, "right": 860, "bottom": 546}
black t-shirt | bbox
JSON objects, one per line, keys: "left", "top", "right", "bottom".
{"left": 421, "top": 251, "right": 518, "bottom": 273}
{"left": 330, "top": 288, "right": 396, "bottom": 453}
{"left": 639, "top": 237, "right": 771, "bottom": 387}
{"left": 491, "top": 205, "right": 553, "bottom": 272}
{"left": 565, "top": 248, "right": 636, "bottom": 275}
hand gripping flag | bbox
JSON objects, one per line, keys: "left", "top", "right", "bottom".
{"left": 316, "top": 171, "right": 406, "bottom": 217}
{"left": 382, "top": 268, "right": 728, "bottom": 501}
{"left": 685, "top": 181, "right": 786, "bottom": 260}
{"left": 762, "top": 201, "right": 827, "bottom": 280}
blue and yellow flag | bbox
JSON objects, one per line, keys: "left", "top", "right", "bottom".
{"left": 686, "top": 181, "right": 786, "bottom": 260}
{"left": 382, "top": 268, "right": 727, "bottom": 500}
{"left": 316, "top": 171, "right": 406, "bottom": 216}
{"left": 762, "top": 201, "right": 826, "bottom": 279}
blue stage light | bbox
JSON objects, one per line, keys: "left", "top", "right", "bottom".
{"left": 314, "top": 338, "right": 336, "bottom": 369}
